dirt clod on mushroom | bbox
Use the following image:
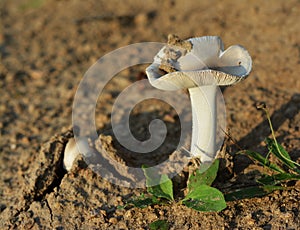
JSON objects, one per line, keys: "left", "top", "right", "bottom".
{"left": 159, "top": 60, "right": 177, "bottom": 74}
{"left": 167, "top": 34, "right": 193, "bottom": 52}
{"left": 159, "top": 34, "right": 193, "bottom": 74}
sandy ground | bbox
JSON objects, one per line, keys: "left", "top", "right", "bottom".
{"left": 0, "top": 0, "right": 300, "bottom": 229}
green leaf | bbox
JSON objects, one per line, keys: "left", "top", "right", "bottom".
{"left": 238, "top": 150, "right": 285, "bottom": 173}
{"left": 224, "top": 185, "right": 285, "bottom": 201}
{"left": 258, "top": 173, "right": 300, "bottom": 185}
{"left": 266, "top": 138, "right": 300, "bottom": 174}
{"left": 142, "top": 166, "right": 174, "bottom": 201}
{"left": 152, "top": 174, "right": 174, "bottom": 201}
{"left": 149, "top": 220, "right": 169, "bottom": 230}
{"left": 188, "top": 159, "right": 219, "bottom": 192}
{"left": 182, "top": 184, "right": 226, "bottom": 212}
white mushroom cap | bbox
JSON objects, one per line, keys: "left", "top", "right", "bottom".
{"left": 63, "top": 137, "right": 90, "bottom": 171}
{"left": 146, "top": 36, "right": 252, "bottom": 90}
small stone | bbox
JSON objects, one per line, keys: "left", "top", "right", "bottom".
{"left": 21, "top": 136, "right": 30, "bottom": 145}
{"left": 29, "top": 69, "right": 44, "bottom": 80}
{"left": 147, "top": 213, "right": 157, "bottom": 221}
{"left": 134, "top": 13, "right": 148, "bottom": 27}
{"left": 137, "top": 218, "right": 143, "bottom": 225}
{"left": 118, "top": 221, "right": 127, "bottom": 229}
{"left": 167, "top": 34, "right": 193, "bottom": 51}
{"left": 124, "top": 210, "right": 133, "bottom": 219}
{"left": 108, "top": 217, "right": 118, "bottom": 224}
{"left": 163, "top": 114, "right": 175, "bottom": 123}
{"left": 10, "top": 143, "right": 17, "bottom": 150}
{"left": 100, "top": 209, "right": 107, "bottom": 216}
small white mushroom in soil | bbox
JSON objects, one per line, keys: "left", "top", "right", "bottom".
{"left": 146, "top": 34, "right": 252, "bottom": 165}
{"left": 63, "top": 137, "right": 90, "bottom": 171}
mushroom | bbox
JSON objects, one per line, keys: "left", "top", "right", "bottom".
{"left": 63, "top": 137, "right": 90, "bottom": 171}
{"left": 146, "top": 35, "right": 252, "bottom": 164}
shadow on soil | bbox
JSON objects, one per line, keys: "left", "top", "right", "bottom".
{"left": 233, "top": 93, "right": 300, "bottom": 174}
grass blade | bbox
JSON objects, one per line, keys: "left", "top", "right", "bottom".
{"left": 224, "top": 185, "right": 285, "bottom": 201}
{"left": 258, "top": 173, "right": 300, "bottom": 185}
{"left": 238, "top": 150, "right": 285, "bottom": 173}
{"left": 265, "top": 138, "right": 300, "bottom": 174}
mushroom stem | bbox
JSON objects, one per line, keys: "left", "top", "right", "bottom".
{"left": 188, "top": 85, "right": 217, "bottom": 163}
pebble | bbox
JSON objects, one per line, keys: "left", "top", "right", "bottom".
{"left": 134, "top": 13, "right": 148, "bottom": 27}
{"left": 108, "top": 217, "right": 118, "bottom": 224}
{"left": 159, "top": 210, "right": 164, "bottom": 216}
{"left": 163, "top": 114, "right": 175, "bottom": 123}
{"left": 147, "top": 212, "right": 157, "bottom": 221}
{"left": 124, "top": 210, "right": 133, "bottom": 219}
{"left": 10, "top": 144, "right": 17, "bottom": 150}
{"left": 21, "top": 136, "right": 30, "bottom": 145}
{"left": 117, "top": 221, "right": 127, "bottom": 229}
{"left": 29, "top": 69, "right": 44, "bottom": 80}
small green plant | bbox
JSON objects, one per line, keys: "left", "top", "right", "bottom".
{"left": 122, "top": 160, "right": 226, "bottom": 212}
{"left": 181, "top": 160, "right": 226, "bottom": 212}
{"left": 225, "top": 103, "right": 300, "bottom": 200}
{"left": 120, "top": 104, "right": 299, "bottom": 213}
